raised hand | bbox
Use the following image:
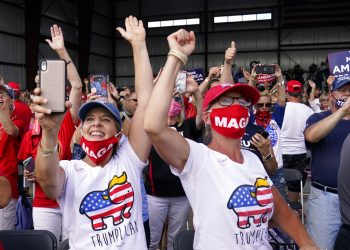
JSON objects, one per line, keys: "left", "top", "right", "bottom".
{"left": 167, "top": 29, "right": 196, "bottom": 57}
{"left": 308, "top": 79, "right": 316, "bottom": 89}
{"left": 224, "top": 41, "right": 237, "bottom": 64}
{"left": 32, "top": 88, "right": 71, "bottom": 132}
{"left": 208, "top": 66, "right": 221, "bottom": 80}
{"left": 185, "top": 75, "right": 199, "bottom": 94}
{"left": 327, "top": 75, "right": 335, "bottom": 89}
{"left": 274, "top": 64, "right": 283, "bottom": 82}
{"left": 45, "top": 24, "right": 65, "bottom": 51}
{"left": 116, "top": 15, "right": 146, "bottom": 45}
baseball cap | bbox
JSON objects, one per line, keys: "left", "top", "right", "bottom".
{"left": 203, "top": 83, "right": 260, "bottom": 110}
{"left": 0, "top": 84, "right": 15, "bottom": 99}
{"left": 78, "top": 98, "right": 122, "bottom": 127}
{"left": 331, "top": 78, "right": 350, "bottom": 92}
{"left": 287, "top": 80, "right": 302, "bottom": 93}
{"left": 7, "top": 82, "right": 20, "bottom": 94}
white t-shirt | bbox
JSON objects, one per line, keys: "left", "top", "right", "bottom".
{"left": 266, "top": 119, "right": 283, "bottom": 169}
{"left": 281, "top": 102, "right": 313, "bottom": 155}
{"left": 171, "top": 139, "right": 274, "bottom": 250}
{"left": 58, "top": 138, "right": 147, "bottom": 250}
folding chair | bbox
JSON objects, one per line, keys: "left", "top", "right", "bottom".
{"left": 0, "top": 230, "right": 57, "bottom": 250}
{"left": 173, "top": 230, "right": 195, "bottom": 250}
{"left": 283, "top": 168, "right": 304, "bottom": 224}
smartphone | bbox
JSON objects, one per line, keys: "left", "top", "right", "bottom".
{"left": 175, "top": 71, "right": 187, "bottom": 93}
{"left": 255, "top": 65, "right": 275, "bottom": 74}
{"left": 39, "top": 59, "right": 67, "bottom": 113}
{"left": 258, "top": 130, "right": 269, "bottom": 139}
{"left": 23, "top": 157, "right": 35, "bottom": 172}
{"left": 23, "top": 157, "right": 34, "bottom": 188}
{"left": 90, "top": 74, "right": 109, "bottom": 98}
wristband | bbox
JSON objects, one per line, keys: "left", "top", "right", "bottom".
{"left": 168, "top": 49, "right": 188, "bottom": 66}
{"left": 38, "top": 141, "right": 58, "bottom": 157}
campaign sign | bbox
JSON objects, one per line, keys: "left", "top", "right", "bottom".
{"left": 328, "top": 50, "right": 350, "bottom": 83}
{"left": 186, "top": 68, "right": 204, "bottom": 83}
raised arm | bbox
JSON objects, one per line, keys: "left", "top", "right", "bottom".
{"left": 144, "top": 29, "right": 196, "bottom": 171}
{"left": 0, "top": 98, "right": 19, "bottom": 138}
{"left": 116, "top": 16, "right": 153, "bottom": 162}
{"left": 46, "top": 24, "right": 82, "bottom": 124}
{"left": 305, "top": 98, "right": 350, "bottom": 143}
{"left": 33, "top": 90, "right": 69, "bottom": 199}
{"left": 198, "top": 66, "right": 220, "bottom": 95}
{"left": 186, "top": 75, "right": 203, "bottom": 129}
{"left": 220, "top": 41, "right": 236, "bottom": 84}
{"left": 275, "top": 64, "right": 286, "bottom": 107}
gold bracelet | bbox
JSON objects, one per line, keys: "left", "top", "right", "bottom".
{"left": 168, "top": 49, "right": 188, "bottom": 65}
{"left": 38, "top": 141, "right": 58, "bottom": 157}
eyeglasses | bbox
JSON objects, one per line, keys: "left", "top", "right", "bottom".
{"left": 256, "top": 102, "right": 272, "bottom": 108}
{"left": 217, "top": 95, "right": 251, "bottom": 107}
{"left": 0, "top": 92, "right": 9, "bottom": 97}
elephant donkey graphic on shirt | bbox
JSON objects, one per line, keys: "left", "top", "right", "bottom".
{"left": 80, "top": 171, "right": 134, "bottom": 231}
{"left": 227, "top": 177, "right": 273, "bottom": 229}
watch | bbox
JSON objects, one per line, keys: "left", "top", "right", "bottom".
{"left": 263, "top": 153, "right": 273, "bottom": 161}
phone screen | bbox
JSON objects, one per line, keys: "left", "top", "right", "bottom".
{"left": 90, "top": 74, "right": 109, "bottom": 97}
{"left": 175, "top": 71, "right": 186, "bottom": 93}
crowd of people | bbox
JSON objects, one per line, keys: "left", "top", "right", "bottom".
{"left": 0, "top": 15, "right": 349, "bottom": 250}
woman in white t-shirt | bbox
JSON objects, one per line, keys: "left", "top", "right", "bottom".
{"left": 144, "top": 29, "right": 319, "bottom": 250}
{"left": 32, "top": 16, "right": 153, "bottom": 250}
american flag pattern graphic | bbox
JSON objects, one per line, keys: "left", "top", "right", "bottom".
{"left": 79, "top": 172, "right": 134, "bottom": 231}
{"left": 227, "top": 177, "right": 273, "bottom": 229}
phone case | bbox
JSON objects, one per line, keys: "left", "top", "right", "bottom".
{"left": 90, "top": 74, "right": 109, "bottom": 98}
{"left": 256, "top": 65, "right": 275, "bottom": 75}
{"left": 39, "top": 59, "right": 67, "bottom": 113}
{"left": 175, "top": 72, "right": 186, "bottom": 93}
{"left": 23, "top": 157, "right": 35, "bottom": 172}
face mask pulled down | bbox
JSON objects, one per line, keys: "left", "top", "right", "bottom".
{"left": 209, "top": 105, "right": 249, "bottom": 139}
{"left": 80, "top": 135, "right": 120, "bottom": 165}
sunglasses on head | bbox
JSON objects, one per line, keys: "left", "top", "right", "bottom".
{"left": 256, "top": 102, "right": 272, "bottom": 108}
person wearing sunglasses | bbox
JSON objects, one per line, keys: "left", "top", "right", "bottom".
{"left": 144, "top": 29, "right": 319, "bottom": 249}
{"left": 250, "top": 87, "right": 287, "bottom": 200}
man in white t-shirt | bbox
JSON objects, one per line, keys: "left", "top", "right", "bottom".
{"left": 281, "top": 80, "right": 313, "bottom": 202}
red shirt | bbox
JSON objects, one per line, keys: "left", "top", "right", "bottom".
{"left": 13, "top": 100, "right": 32, "bottom": 133}
{"left": 17, "top": 111, "right": 77, "bottom": 207}
{"left": 0, "top": 113, "right": 25, "bottom": 199}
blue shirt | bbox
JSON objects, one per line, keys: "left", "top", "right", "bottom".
{"left": 305, "top": 111, "right": 350, "bottom": 187}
